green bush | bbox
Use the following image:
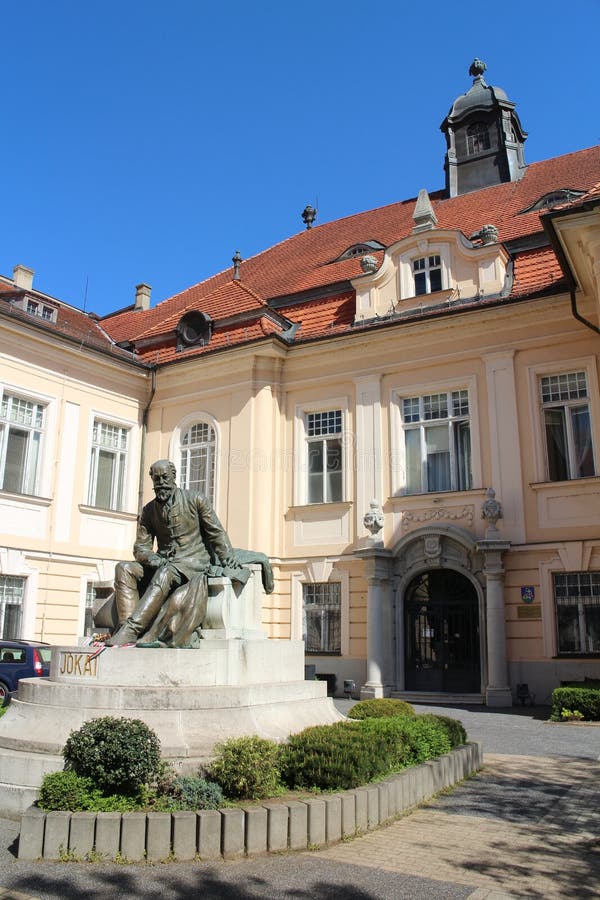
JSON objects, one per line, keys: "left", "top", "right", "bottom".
{"left": 423, "top": 714, "right": 467, "bottom": 748}
{"left": 38, "top": 771, "right": 96, "bottom": 811}
{"left": 280, "top": 714, "right": 452, "bottom": 792}
{"left": 551, "top": 687, "right": 600, "bottom": 721}
{"left": 208, "top": 736, "right": 283, "bottom": 800}
{"left": 172, "top": 776, "right": 225, "bottom": 810}
{"left": 63, "top": 716, "right": 162, "bottom": 795}
{"left": 347, "top": 699, "right": 415, "bottom": 720}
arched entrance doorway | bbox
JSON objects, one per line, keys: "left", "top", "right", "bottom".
{"left": 404, "top": 569, "right": 480, "bottom": 693}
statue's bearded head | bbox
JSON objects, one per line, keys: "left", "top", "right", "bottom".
{"left": 149, "top": 459, "right": 177, "bottom": 504}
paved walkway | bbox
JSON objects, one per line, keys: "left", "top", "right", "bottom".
{"left": 0, "top": 705, "right": 598, "bottom": 899}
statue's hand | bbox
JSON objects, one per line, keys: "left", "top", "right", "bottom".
{"left": 147, "top": 553, "right": 164, "bottom": 568}
{"left": 221, "top": 555, "right": 242, "bottom": 570}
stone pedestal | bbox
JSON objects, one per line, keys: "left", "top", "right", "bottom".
{"left": 355, "top": 545, "right": 392, "bottom": 699}
{"left": 0, "top": 571, "right": 342, "bottom": 818}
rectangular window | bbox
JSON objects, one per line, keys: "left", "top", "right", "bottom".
{"left": 303, "top": 582, "right": 341, "bottom": 654}
{"left": 84, "top": 582, "right": 113, "bottom": 636}
{"left": 0, "top": 393, "right": 45, "bottom": 495}
{"left": 413, "top": 255, "right": 442, "bottom": 296}
{"left": 0, "top": 575, "right": 25, "bottom": 639}
{"left": 306, "top": 410, "right": 343, "bottom": 503}
{"left": 541, "top": 372, "right": 595, "bottom": 481}
{"left": 401, "top": 390, "right": 472, "bottom": 494}
{"left": 554, "top": 572, "right": 600, "bottom": 655}
{"left": 88, "top": 419, "right": 128, "bottom": 511}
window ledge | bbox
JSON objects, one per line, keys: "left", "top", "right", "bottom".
{"left": 78, "top": 504, "right": 138, "bottom": 522}
{"left": 287, "top": 501, "right": 352, "bottom": 520}
{"left": 389, "top": 488, "right": 486, "bottom": 506}
{"left": 529, "top": 476, "right": 600, "bottom": 491}
{"left": 0, "top": 490, "right": 52, "bottom": 507}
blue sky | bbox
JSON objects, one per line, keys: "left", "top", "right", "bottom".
{"left": 1, "top": 0, "right": 598, "bottom": 317}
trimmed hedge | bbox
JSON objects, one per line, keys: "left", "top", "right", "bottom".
{"left": 279, "top": 714, "right": 453, "bottom": 792}
{"left": 208, "top": 736, "right": 283, "bottom": 800}
{"left": 551, "top": 686, "right": 600, "bottom": 721}
{"left": 348, "top": 699, "right": 415, "bottom": 719}
{"left": 63, "top": 717, "right": 162, "bottom": 796}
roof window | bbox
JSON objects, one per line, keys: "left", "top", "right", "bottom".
{"left": 176, "top": 310, "right": 213, "bottom": 351}
{"left": 520, "top": 189, "right": 585, "bottom": 214}
{"left": 337, "top": 240, "right": 385, "bottom": 262}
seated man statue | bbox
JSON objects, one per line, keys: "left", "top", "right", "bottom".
{"left": 108, "top": 459, "right": 272, "bottom": 648}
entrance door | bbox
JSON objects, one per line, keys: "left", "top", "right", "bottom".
{"left": 404, "top": 569, "right": 480, "bottom": 693}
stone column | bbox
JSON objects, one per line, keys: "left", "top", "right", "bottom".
{"left": 477, "top": 539, "right": 512, "bottom": 707}
{"left": 355, "top": 547, "right": 392, "bottom": 699}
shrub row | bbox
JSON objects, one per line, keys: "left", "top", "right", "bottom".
{"left": 551, "top": 686, "right": 600, "bottom": 721}
{"left": 37, "top": 707, "right": 469, "bottom": 811}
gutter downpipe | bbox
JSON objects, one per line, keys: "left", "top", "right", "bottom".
{"left": 569, "top": 286, "right": 600, "bottom": 336}
{"left": 138, "top": 367, "right": 157, "bottom": 516}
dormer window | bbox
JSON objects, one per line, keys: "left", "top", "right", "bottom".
{"left": 467, "top": 122, "right": 490, "bottom": 155}
{"left": 176, "top": 310, "right": 213, "bottom": 351}
{"left": 413, "top": 255, "right": 442, "bottom": 296}
{"left": 24, "top": 298, "right": 57, "bottom": 323}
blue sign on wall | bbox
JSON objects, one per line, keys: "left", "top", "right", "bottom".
{"left": 521, "top": 586, "right": 535, "bottom": 603}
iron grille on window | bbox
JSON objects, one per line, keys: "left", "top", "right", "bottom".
{"left": 0, "top": 575, "right": 25, "bottom": 639}
{"left": 303, "top": 582, "right": 341, "bottom": 654}
{"left": 554, "top": 572, "right": 600, "bottom": 654}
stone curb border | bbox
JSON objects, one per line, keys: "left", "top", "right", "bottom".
{"left": 17, "top": 742, "right": 482, "bottom": 862}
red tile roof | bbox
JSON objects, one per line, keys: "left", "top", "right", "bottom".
{"left": 98, "top": 144, "right": 600, "bottom": 363}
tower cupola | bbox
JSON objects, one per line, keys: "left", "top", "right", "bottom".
{"left": 441, "top": 59, "right": 527, "bottom": 197}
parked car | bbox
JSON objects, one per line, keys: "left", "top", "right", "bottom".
{"left": 0, "top": 640, "right": 52, "bottom": 705}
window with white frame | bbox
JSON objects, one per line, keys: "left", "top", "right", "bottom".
{"left": 0, "top": 575, "right": 25, "bottom": 639}
{"left": 180, "top": 422, "right": 216, "bottom": 503}
{"left": 84, "top": 582, "right": 113, "bottom": 636}
{"left": 554, "top": 572, "right": 600, "bottom": 654}
{"left": 467, "top": 122, "right": 491, "bottom": 155}
{"left": 540, "top": 372, "right": 595, "bottom": 481}
{"left": 413, "top": 255, "right": 442, "bottom": 296}
{"left": 303, "top": 582, "right": 341, "bottom": 654}
{"left": 0, "top": 393, "right": 45, "bottom": 495}
{"left": 306, "top": 410, "right": 343, "bottom": 503}
{"left": 87, "top": 419, "right": 128, "bottom": 511}
{"left": 401, "top": 390, "right": 472, "bottom": 494}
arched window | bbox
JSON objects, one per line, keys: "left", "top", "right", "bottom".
{"left": 180, "top": 422, "right": 216, "bottom": 502}
{"left": 467, "top": 122, "right": 490, "bottom": 155}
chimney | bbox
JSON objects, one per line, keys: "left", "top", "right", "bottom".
{"left": 134, "top": 283, "right": 151, "bottom": 311}
{"left": 13, "top": 265, "right": 34, "bottom": 291}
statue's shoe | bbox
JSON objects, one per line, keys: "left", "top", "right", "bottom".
{"left": 136, "top": 640, "right": 167, "bottom": 649}
{"left": 106, "top": 624, "right": 139, "bottom": 646}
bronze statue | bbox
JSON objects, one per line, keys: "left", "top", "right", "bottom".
{"left": 108, "top": 459, "right": 273, "bottom": 648}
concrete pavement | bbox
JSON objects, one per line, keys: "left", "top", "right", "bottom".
{"left": 0, "top": 704, "right": 598, "bottom": 899}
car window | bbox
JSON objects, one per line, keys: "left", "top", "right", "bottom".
{"left": 1, "top": 649, "right": 25, "bottom": 663}
{"left": 39, "top": 649, "right": 52, "bottom": 664}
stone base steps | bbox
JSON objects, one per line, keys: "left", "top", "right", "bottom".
{"left": 391, "top": 692, "right": 485, "bottom": 705}
{"left": 18, "top": 742, "right": 483, "bottom": 862}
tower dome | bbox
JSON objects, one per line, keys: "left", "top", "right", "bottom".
{"left": 440, "top": 59, "right": 527, "bottom": 197}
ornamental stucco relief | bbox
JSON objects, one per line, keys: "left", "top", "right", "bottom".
{"left": 401, "top": 505, "right": 474, "bottom": 532}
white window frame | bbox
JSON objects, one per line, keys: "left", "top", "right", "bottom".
{"left": 397, "top": 242, "right": 451, "bottom": 300}
{"left": 294, "top": 398, "right": 350, "bottom": 507}
{"left": 291, "top": 568, "right": 350, "bottom": 656}
{"left": 527, "top": 359, "right": 600, "bottom": 484}
{"left": 303, "top": 581, "right": 342, "bottom": 654}
{"left": 84, "top": 411, "right": 137, "bottom": 514}
{"left": 0, "top": 389, "right": 48, "bottom": 496}
{"left": 0, "top": 574, "right": 26, "bottom": 639}
{"left": 540, "top": 371, "right": 596, "bottom": 481}
{"left": 553, "top": 571, "right": 600, "bottom": 655}
{"left": 170, "top": 412, "right": 221, "bottom": 509}
{"left": 413, "top": 254, "right": 442, "bottom": 296}
{"left": 390, "top": 376, "right": 481, "bottom": 497}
